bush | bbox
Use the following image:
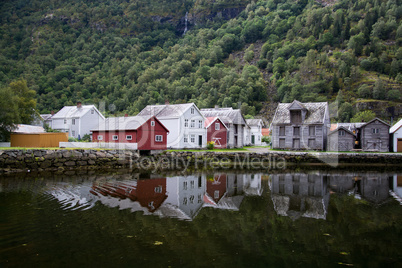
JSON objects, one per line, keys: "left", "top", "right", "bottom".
{"left": 357, "top": 84, "right": 371, "bottom": 98}
{"left": 207, "top": 141, "right": 215, "bottom": 150}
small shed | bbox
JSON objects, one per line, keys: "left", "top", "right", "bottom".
{"left": 204, "top": 117, "right": 228, "bottom": 148}
{"left": 359, "top": 118, "right": 390, "bottom": 152}
{"left": 10, "top": 132, "right": 68, "bottom": 148}
{"left": 327, "top": 126, "right": 356, "bottom": 152}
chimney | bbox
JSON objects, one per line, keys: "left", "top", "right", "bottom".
{"left": 165, "top": 99, "right": 169, "bottom": 105}
{"left": 51, "top": 111, "right": 54, "bottom": 116}
{"left": 124, "top": 114, "right": 128, "bottom": 117}
{"left": 77, "top": 102, "right": 82, "bottom": 108}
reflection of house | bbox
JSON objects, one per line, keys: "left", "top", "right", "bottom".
{"left": 201, "top": 108, "right": 247, "bottom": 148}
{"left": 245, "top": 119, "right": 264, "bottom": 146}
{"left": 204, "top": 117, "right": 228, "bottom": 148}
{"left": 91, "top": 177, "right": 168, "bottom": 213}
{"left": 390, "top": 119, "right": 402, "bottom": 152}
{"left": 91, "top": 115, "right": 169, "bottom": 150}
{"left": 138, "top": 103, "right": 206, "bottom": 149}
{"left": 49, "top": 102, "right": 105, "bottom": 139}
{"left": 359, "top": 118, "right": 390, "bottom": 152}
{"left": 205, "top": 174, "right": 227, "bottom": 203}
{"left": 163, "top": 175, "right": 207, "bottom": 220}
{"left": 391, "top": 175, "right": 402, "bottom": 203}
{"left": 327, "top": 126, "right": 356, "bottom": 151}
{"left": 271, "top": 100, "right": 330, "bottom": 150}
{"left": 270, "top": 173, "right": 330, "bottom": 220}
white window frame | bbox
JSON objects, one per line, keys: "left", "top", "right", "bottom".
{"left": 198, "top": 120, "right": 202, "bottom": 128}
{"left": 215, "top": 123, "right": 220, "bottom": 130}
{"left": 191, "top": 108, "right": 195, "bottom": 114}
{"left": 372, "top": 128, "right": 379, "bottom": 134}
{"left": 190, "top": 135, "right": 195, "bottom": 143}
{"left": 126, "top": 135, "right": 132, "bottom": 140}
{"left": 64, "top": 119, "right": 67, "bottom": 124}
{"left": 155, "top": 135, "right": 163, "bottom": 142}
{"left": 72, "top": 130, "right": 75, "bottom": 136}
{"left": 151, "top": 121, "right": 155, "bottom": 126}
{"left": 339, "top": 130, "right": 345, "bottom": 136}
{"left": 72, "top": 119, "right": 76, "bottom": 125}
{"left": 184, "top": 135, "right": 188, "bottom": 143}
{"left": 91, "top": 110, "right": 94, "bottom": 114}
{"left": 191, "top": 120, "right": 195, "bottom": 128}
{"left": 97, "top": 135, "right": 103, "bottom": 141}
{"left": 154, "top": 186, "right": 162, "bottom": 193}
{"left": 184, "top": 119, "right": 189, "bottom": 128}
{"left": 112, "top": 135, "right": 118, "bottom": 141}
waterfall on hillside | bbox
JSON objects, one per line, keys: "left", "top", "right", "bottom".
{"left": 183, "top": 12, "right": 188, "bottom": 36}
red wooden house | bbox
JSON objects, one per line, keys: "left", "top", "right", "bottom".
{"left": 92, "top": 115, "right": 169, "bottom": 150}
{"left": 204, "top": 117, "right": 228, "bottom": 148}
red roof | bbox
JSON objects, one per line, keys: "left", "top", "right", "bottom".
{"left": 262, "top": 128, "right": 270, "bottom": 136}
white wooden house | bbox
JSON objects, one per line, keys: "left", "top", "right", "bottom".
{"left": 49, "top": 102, "right": 105, "bottom": 139}
{"left": 138, "top": 103, "right": 206, "bottom": 149}
{"left": 245, "top": 119, "right": 264, "bottom": 146}
{"left": 390, "top": 119, "right": 402, "bottom": 152}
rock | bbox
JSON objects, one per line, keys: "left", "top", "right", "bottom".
{"left": 64, "top": 161, "right": 76, "bottom": 166}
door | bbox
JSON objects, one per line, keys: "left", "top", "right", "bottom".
{"left": 198, "top": 135, "right": 202, "bottom": 147}
{"left": 293, "top": 138, "right": 300, "bottom": 149}
{"left": 397, "top": 139, "right": 402, "bottom": 152}
{"left": 251, "top": 135, "right": 255, "bottom": 145}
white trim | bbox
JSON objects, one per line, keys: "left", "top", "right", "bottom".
{"left": 126, "top": 135, "right": 132, "bottom": 140}
{"left": 112, "top": 135, "right": 118, "bottom": 141}
{"left": 97, "top": 135, "right": 103, "bottom": 140}
{"left": 155, "top": 135, "right": 163, "bottom": 142}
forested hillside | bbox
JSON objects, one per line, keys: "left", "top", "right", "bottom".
{"left": 0, "top": 0, "right": 401, "bottom": 121}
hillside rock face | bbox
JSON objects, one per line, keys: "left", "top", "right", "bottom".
{"left": 355, "top": 101, "right": 402, "bottom": 120}
{"left": 175, "top": 7, "right": 245, "bottom": 35}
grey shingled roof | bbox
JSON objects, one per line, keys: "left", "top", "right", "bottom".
{"left": 93, "top": 115, "right": 153, "bottom": 131}
{"left": 13, "top": 124, "right": 45, "bottom": 133}
{"left": 138, "top": 103, "right": 195, "bottom": 118}
{"left": 200, "top": 108, "right": 246, "bottom": 125}
{"left": 271, "top": 101, "right": 328, "bottom": 124}
{"left": 328, "top": 126, "right": 356, "bottom": 136}
{"left": 52, "top": 105, "right": 104, "bottom": 119}
{"left": 246, "top": 119, "right": 263, "bottom": 127}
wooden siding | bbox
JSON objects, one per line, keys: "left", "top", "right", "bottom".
{"left": 10, "top": 133, "right": 68, "bottom": 148}
{"left": 328, "top": 131, "right": 355, "bottom": 151}
{"left": 272, "top": 125, "right": 325, "bottom": 150}
{"left": 206, "top": 120, "right": 227, "bottom": 148}
{"left": 360, "top": 120, "right": 390, "bottom": 152}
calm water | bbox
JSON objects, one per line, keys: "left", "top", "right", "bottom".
{"left": 1, "top": 169, "right": 402, "bottom": 267}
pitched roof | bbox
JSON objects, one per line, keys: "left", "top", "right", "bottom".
{"left": 40, "top": 114, "right": 53, "bottom": 121}
{"left": 137, "top": 103, "right": 197, "bottom": 118}
{"left": 390, "top": 119, "right": 402, "bottom": 133}
{"left": 330, "top": 122, "right": 365, "bottom": 132}
{"left": 204, "top": 117, "right": 228, "bottom": 130}
{"left": 51, "top": 105, "right": 104, "bottom": 119}
{"left": 200, "top": 108, "right": 246, "bottom": 125}
{"left": 246, "top": 119, "right": 263, "bottom": 126}
{"left": 13, "top": 124, "right": 45, "bottom": 133}
{"left": 328, "top": 126, "right": 356, "bottom": 136}
{"left": 92, "top": 115, "right": 162, "bottom": 131}
{"left": 360, "top": 117, "right": 390, "bottom": 129}
{"left": 271, "top": 101, "right": 328, "bottom": 124}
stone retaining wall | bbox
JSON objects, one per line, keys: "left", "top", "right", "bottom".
{"left": 0, "top": 149, "right": 401, "bottom": 174}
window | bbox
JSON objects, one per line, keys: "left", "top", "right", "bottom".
{"left": 151, "top": 121, "right": 155, "bottom": 126}
{"left": 183, "top": 181, "right": 188, "bottom": 190}
{"left": 184, "top": 119, "right": 189, "bottom": 128}
{"left": 214, "top": 190, "right": 220, "bottom": 199}
{"left": 72, "top": 119, "right": 76, "bottom": 125}
{"left": 191, "top": 120, "right": 195, "bottom": 128}
{"left": 309, "top": 126, "right": 315, "bottom": 136}
{"left": 154, "top": 186, "right": 162, "bottom": 193}
{"left": 126, "top": 135, "right": 132, "bottom": 140}
{"left": 293, "top": 138, "right": 300, "bottom": 149}
{"left": 72, "top": 131, "right": 75, "bottom": 136}
{"left": 64, "top": 119, "right": 67, "bottom": 124}
{"left": 190, "top": 180, "right": 195, "bottom": 189}
{"left": 339, "top": 130, "right": 345, "bottom": 136}
{"left": 191, "top": 135, "right": 195, "bottom": 143}
{"left": 290, "top": 110, "right": 302, "bottom": 124}
{"left": 191, "top": 108, "right": 195, "bottom": 114}
{"left": 155, "top": 135, "right": 163, "bottom": 142}
{"left": 184, "top": 135, "right": 188, "bottom": 143}
{"left": 279, "top": 126, "right": 285, "bottom": 136}
{"left": 183, "top": 197, "right": 187, "bottom": 205}
{"left": 372, "top": 128, "right": 380, "bottom": 134}
{"left": 198, "top": 120, "right": 202, "bottom": 128}
{"left": 293, "top": 127, "right": 300, "bottom": 136}
{"left": 215, "top": 123, "right": 220, "bottom": 130}
{"left": 279, "top": 138, "right": 285, "bottom": 148}
{"left": 97, "top": 135, "right": 103, "bottom": 141}
{"left": 91, "top": 110, "right": 94, "bottom": 114}
{"left": 189, "top": 195, "right": 194, "bottom": 204}
{"left": 308, "top": 139, "right": 315, "bottom": 148}
{"left": 112, "top": 135, "right": 118, "bottom": 140}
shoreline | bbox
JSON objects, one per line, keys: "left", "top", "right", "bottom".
{"left": 0, "top": 149, "right": 401, "bottom": 174}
